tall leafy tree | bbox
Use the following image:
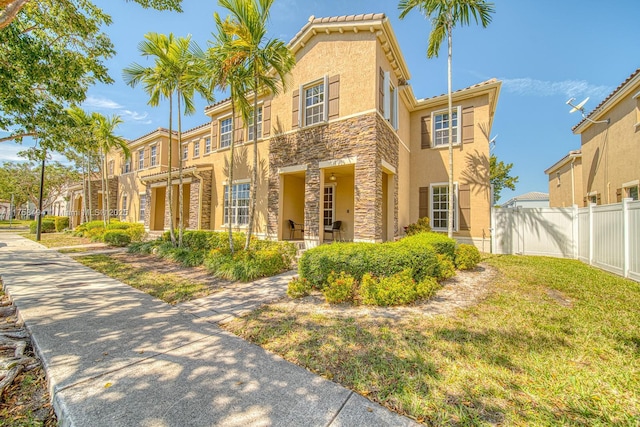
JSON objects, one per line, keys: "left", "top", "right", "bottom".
{"left": 206, "top": 13, "right": 251, "bottom": 254}
{"left": 219, "top": 0, "right": 295, "bottom": 250}
{"left": 93, "top": 112, "right": 130, "bottom": 225}
{"left": 124, "top": 33, "right": 210, "bottom": 246}
{"left": 399, "top": 0, "right": 494, "bottom": 238}
{"left": 490, "top": 154, "right": 518, "bottom": 204}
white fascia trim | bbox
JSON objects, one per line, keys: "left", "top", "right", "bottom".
{"left": 319, "top": 157, "right": 357, "bottom": 168}
{"left": 633, "top": 91, "right": 640, "bottom": 100}
{"left": 223, "top": 178, "right": 251, "bottom": 186}
{"left": 622, "top": 179, "right": 639, "bottom": 188}
{"left": 278, "top": 164, "right": 308, "bottom": 174}
{"left": 381, "top": 159, "right": 396, "bottom": 174}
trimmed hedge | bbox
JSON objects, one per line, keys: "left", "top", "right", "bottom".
{"left": 298, "top": 232, "right": 455, "bottom": 288}
{"left": 29, "top": 218, "right": 56, "bottom": 234}
{"left": 455, "top": 244, "right": 481, "bottom": 270}
{"left": 54, "top": 216, "right": 69, "bottom": 232}
{"left": 103, "top": 230, "right": 131, "bottom": 247}
{"left": 74, "top": 220, "right": 145, "bottom": 245}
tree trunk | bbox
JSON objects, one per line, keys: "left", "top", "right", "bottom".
{"left": 177, "top": 91, "right": 184, "bottom": 248}
{"left": 101, "top": 151, "right": 108, "bottom": 227}
{"left": 167, "top": 92, "right": 176, "bottom": 246}
{"left": 245, "top": 74, "right": 259, "bottom": 251}
{"left": 228, "top": 88, "right": 236, "bottom": 254}
{"left": 447, "top": 22, "right": 454, "bottom": 239}
{"left": 81, "top": 157, "right": 88, "bottom": 224}
{"left": 87, "top": 155, "right": 93, "bottom": 224}
{"left": 0, "top": 0, "right": 30, "bottom": 30}
{"left": 103, "top": 148, "right": 110, "bottom": 225}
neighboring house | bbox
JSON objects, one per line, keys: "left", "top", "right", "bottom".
{"left": 548, "top": 68, "right": 640, "bottom": 206}
{"left": 73, "top": 13, "right": 502, "bottom": 249}
{"left": 545, "top": 150, "right": 582, "bottom": 207}
{"left": 500, "top": 192, "right": 549, "bottom": 209}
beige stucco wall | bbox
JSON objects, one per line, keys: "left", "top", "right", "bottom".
{"left": 548, "top": 157, "right": 583, "bottom": 207}
{"left": 580, "top": 88, "right": 640, "bottom": 204}
{"left": 409, "top": 93, "right": 493, "bottom": 240}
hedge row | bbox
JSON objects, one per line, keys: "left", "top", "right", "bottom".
{"left": 73, "top": 220, "right": 146, "bottom": 245}
{"left": 29, "top": 216, "right": 69, "bottom": 234}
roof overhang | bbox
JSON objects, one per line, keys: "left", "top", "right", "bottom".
{"left": 544, "top": 150, "right": 582, "bottom": 175}
{"left": 139, "top": 165, "right": 212, "bottom": 184}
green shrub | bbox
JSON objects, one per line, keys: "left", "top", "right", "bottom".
{"left": 287, "top": 277, "right": 312, "bottom": 299}
{"left": 103, "top": 230, "right": 131, "bottom": 247}
{"left": 408, "top": 232, "right": 456, "bottom": 259}
{"left": 209, "top": 231, "right": 247, "bottom": 253}
{"left": 125, "top": 223, "right": 146, "bottom": 242}
{"left": 181, "top": 231, "right": 213, "bottom": 251}
{"left": 29, "top": 219, "right": 56, "bottom": 234}
{"left": 128, "top": 240, "right": 160, "bottom": 254}
{"left": 54, "top": 216, "right": 69, "bottom": 232}
{"left": 455, "top": 244, "right": 481, "bottom": 270}
{"left": 323, "top": 271, "right": 356, "bottom": 303}
{"left": 435, "top": 254, "right": 456, "bottom": 280}
{"left": 106, "top": 222, "right": 130, "bottom": 230}
{"left": 204, "top": 241, "right": 295, "bottom": 282}
{"left": 161, "top": 247, "right": 206, "bottom": 267}
{"left": 360, "top": 269, "right": 418, "bottom": 306}
{"left": 415, "top": 276, "right": 442, "bottom": 299}
{"left": 405, "top": 216, "right": 432, "bottom": 235}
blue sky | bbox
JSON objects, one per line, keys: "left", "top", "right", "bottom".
{"left": 2, "top": 0, "right": 639, "bottom": 203}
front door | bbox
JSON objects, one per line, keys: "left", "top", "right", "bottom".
{"left": 323, "top": 185, "right": 335, "bottom": 229}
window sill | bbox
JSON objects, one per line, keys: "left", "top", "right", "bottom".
{"left": 300, "top": 121, "right": 328, "bottom": 131}
{"left": 431, "top": 143, "right": 461, "bottom": 150}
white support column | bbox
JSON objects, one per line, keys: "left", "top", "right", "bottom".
{"left": 588, "top": 203, "right": 594, "bottom": 265}
{"left": 623, "top": 198, "right": 631, "bottom": 278}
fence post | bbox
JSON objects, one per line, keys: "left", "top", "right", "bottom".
{"left": 588, "top": 203, "right": 594, "bottom": 265}
{"left": 572, "top": 204, "right": 579, "bottom": 259}
{"left": 623, "top": 198, "right": 630, "bottom": 278}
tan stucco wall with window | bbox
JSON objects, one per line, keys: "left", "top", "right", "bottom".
{"left": 548, "top": 157, "right": 583, "bottom": 207}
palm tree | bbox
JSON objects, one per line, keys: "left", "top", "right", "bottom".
{"left": 206, "top": 12, "right": 252, "bottom": 254}
{"left": 67, "top": 106, "right": 98, "bottom": 224}
{"left": 218, "top": 0, "right": 295, "bottom": 250}
{"left": 93, "top": 112, "right": 130, "bottom": 225}
{"left": 124, "top": 33, "right": 211, "bottom": 247}
{"left": 399, "top": 0, "right": 494, "bottom": 238}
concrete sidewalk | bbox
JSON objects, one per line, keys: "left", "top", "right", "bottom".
{"left": 0, "top": 233, "right": 418, "bottom": 427}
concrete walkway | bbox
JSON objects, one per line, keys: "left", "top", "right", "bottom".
{"left": 0, "top": 233, "right": 418, "bottom": 427}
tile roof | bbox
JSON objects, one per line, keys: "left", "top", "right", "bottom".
{"left": 183, "top": 122, "right": 210, "bottom": 134}
{"left": 418, "top": 78, "right": 499, "bottom": 102}
{"left": 573, "top": 68, "right": 640, "bottom": 132}
{"left": 291, "top": 13, "right": 386, "bottom": 45}
{"left": 127, "top": 127, "right": 176, "bottom": 145}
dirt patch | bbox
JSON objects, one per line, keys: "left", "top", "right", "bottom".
{"left": 546, "top": 288, "right": 573, "bottom": 307}
{"left": 270, "top": 264, "right": 498, "bottom": 320}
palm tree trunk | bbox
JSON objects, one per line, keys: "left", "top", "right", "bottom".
{"left": 100, "top": 153, "right": 108, "bottom": 227}
{"left": 87, "top": 155, "right": 93, "bottom": 224}
{"left": 447, "top": 22, "right": 454, "bottom": 239}
{"left": 81, "top": 156, "right": 88, "bottom": 224}
{"left": 167, "top": 92, "right": 176, "bottom": 246}
{"left": 103, "top": 149, "right": 111, "bottom": 225}
{"left": 228, "top": 88, "right": 236, "bottom": 254}
{"left": 177, "top": 90, "right": 184, "bottom": 248}
{"left": 245, "top": 74, "right": 259, "bottom": 251}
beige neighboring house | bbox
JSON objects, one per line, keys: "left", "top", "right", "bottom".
{"left": 548, "top": 68, "right": 640, "bottom": 207}
{"left": 500, "top": 191, "right": 549, "bottom": 209}
{"left": 74, "top": 13, "right": 501, "bottom": 249}
{"left": 545, "top": 150, "right": 583, "bottom": 207}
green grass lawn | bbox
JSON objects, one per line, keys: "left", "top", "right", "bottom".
{"left": 20, "top": 232, "right": 92, "bottom": 248}
{"left": 74, "top": 254, "right": 214, "bottom": 304}
{"left": 0, "top": 219, "right": 30, "bottom": 229}
{"left": 224, "top": 256, "right": 640, "bottom": 425}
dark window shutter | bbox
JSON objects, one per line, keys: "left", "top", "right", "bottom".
{"left": 596, "top": 194, "right": 602, "bottom": 205}
{"left": 211, "top": 121, "right": 218, "bottom": 149}
{"left": 616, "top": 188, "right": 622, "bottom": 203}
{"left": 379, "top": 67, "right": 385, "bottom": 114}
{"left": 583, "top": 196, "right": 587, "bottom": 207}
{"left": 419, "top": 187, "right": 429, "bottom": 219}
{"left": 263, "top": 100, "right": 271, "bottom": 137}
{"left": 459, "top": 184, "right": 471, "bottom": 230}
{"left": 421, "top": 116, "right": 431, "bottom": 149}
{"left": 462, "top": 106, "right": 474, "bottom": 144}
{"left": 234, "top": 114, "right": 243, "bottom": 143}
{"left": 328, "top": 75, "right": 340, "bottom": 120}
{"left": 292, "top": 89, "right": 300, "bottom": 128}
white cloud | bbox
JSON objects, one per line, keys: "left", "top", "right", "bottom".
{"left": 501, "top": 77, "right": 612, "bottom": 100}
{"left": 121, "top": 110, "right": 152, "bottom": 124}
{"left": 83, "top": 96, "right": 123, "bottom": 110}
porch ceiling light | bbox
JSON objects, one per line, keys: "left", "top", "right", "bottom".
{"left": 330, "top": 173, "right": 336, "bottom": 181}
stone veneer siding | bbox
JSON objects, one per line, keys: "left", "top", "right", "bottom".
{"left": 268, "top": 113, "right": 400, "bottom": 243}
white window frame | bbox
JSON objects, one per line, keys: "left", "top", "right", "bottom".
{"left": 223, "top": 181, "right": 250, "bottom": 226}
{"left": 137, "top": 148, "right": 144, "bottom": 170}
{"left": 150, "top": 145, "right": 157, "bottom": 166}
{"left": 301, "top": 76, "right": 328, "bottom": 127}
{"left": 588, "top": 191, "right": 598, "bottom": 205}
{"left": 219, "top": 116, "right": 233, "bottom": 148}
{"left": 139, "top": 194, "right": 146, "bottom": 222}
{"left": 431, "top": 106, "right": 462, "bottom": 148}
{"left": 193, "top": 141, "right": 200, "bottom": 158}
{"left": 204, "top": 137, "right": 211, "bottom": 154}
{"left": 247, "top": 106, "right": 263, "bottom": 141}
{"left": 382, "top": 71, "right": 399, "bottom": 130}
{"left": 124, "top": 158, "right": 131, "bottom": 174}
{"left": 121, "top": 194, "right": 128, "bottom": 220}
{"left": 430, "top": 182, "right": 458, "bottom": 232}
{"left": 323, "top": 183, "right": 336, "bottom": 228}
{"left": 182, "top": 143, "right": 188, "bottom": 160}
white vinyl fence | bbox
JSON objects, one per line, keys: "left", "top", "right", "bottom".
{"left": 492, "top": 199, "right": 640, "bottom": 282}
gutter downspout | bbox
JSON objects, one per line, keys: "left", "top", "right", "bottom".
{"left": 192, "top": 168, "right": 208, "bottom": 230}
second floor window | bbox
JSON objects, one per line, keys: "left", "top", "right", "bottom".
{"left": 247, "top": 107, "right": 263, "bottom": 140}
{"left": 108, "top": 160, "right": 114, "bottom": 176}
{"left": 182, "top": 144, "right": 188, "bottom": 160}
{"left": 139, "top": 194, "right": 146, "bottom": 221}
{"left": 304, "top": 82, "right": 324, "bottom": 126}
{"left": 433, "top": 107, "right": 460, "bottom": 147}
{"left": 205, "top": 137, "right": 211, "bottom": 154}
{"left": 220, "top": 117, "right": 232, "bottom": 148}
{"left": 193, "top": 141, "right": 200, "bottom": 157}
{"left": 137, "top": 149, "right": 144, "bottom": 170}
{"left": 124, "top": 158, "right": 131, "bottom": 173}
{"left": 150, "top": 146, "right": 157, "bottom": 166}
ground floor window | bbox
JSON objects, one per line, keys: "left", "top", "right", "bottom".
{"left": 121, "top": 194, "right": 128, "bottom": 220}
{"left": 430, "top": 183, "right": 457, "bottom": 231}
{"left": 323, "top": 185, "right": 335, "bottom": 227}
{"left": 224, "top": 183, "right": 250, "bottom": 225}
{"left": 625, "top": 185, "right": 639, "bottom": 201}
{"left": 139, "top": 194, "right": 146, "bottom": 222}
